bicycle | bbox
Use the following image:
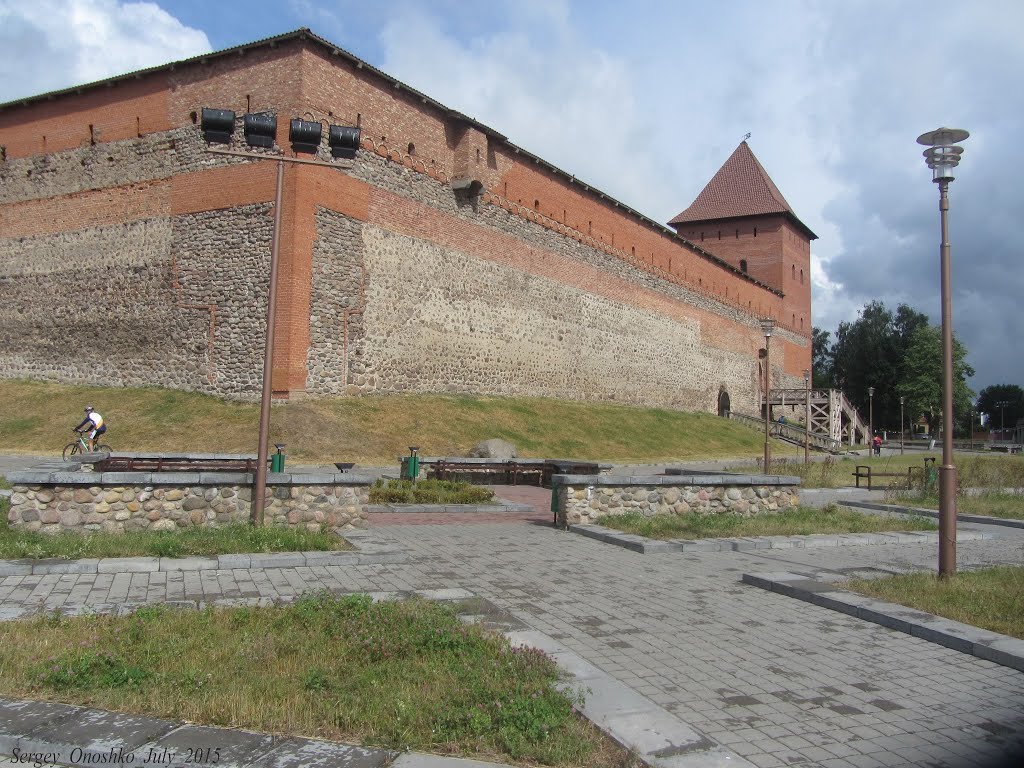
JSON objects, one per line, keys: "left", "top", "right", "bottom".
{"left": 63, "top": 430, "right": 112, "bottom": 461}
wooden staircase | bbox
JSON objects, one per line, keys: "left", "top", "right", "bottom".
{"left": 729, "top": 388, "right": 869, "bottom": 453}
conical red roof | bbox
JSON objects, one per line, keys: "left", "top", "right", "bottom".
{"left": 669, "top": 142, "right": 816, "bottom": 239}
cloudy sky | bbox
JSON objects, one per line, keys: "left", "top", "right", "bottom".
{"left": 1, "top": 0, "right": 1020, "bottom": 396}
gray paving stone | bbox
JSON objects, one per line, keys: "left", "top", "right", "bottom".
{"left": 248, "top": 554, "right": 307, "bottom": 569}
{"left": 216, "top": 554, "right": 252, "bottom": 569}
{"left": 159, "top": 557, "right": 218, "bottom": 572}
{"left": 136, "top": 723, "right": 278, "bottom": 768}
{"left": 0, "top": 698, "right": 83, "bottom": 755}
{"left": 31, "top": 559, "right": 99, "bottom": 575}
{"left": 16, "top": 708, "right": 177, "bottom": 763}
{"left": 302, "top": 552, "right": 360, "bottom": 566}
{"left": 390, "top": 756, "right": 515, "bottom": 768}
{"left": 244, "top": 736, "right": 392, "bottom": 767}
{"left": 97, "top": 558, "right": 159, "bottom": 573}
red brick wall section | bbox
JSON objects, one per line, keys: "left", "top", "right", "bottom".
{"left": 0, "top": 182, "right": 170, "bottom": 237}
{"left": 0, "top": 79, "right": 171, "bottom": 158}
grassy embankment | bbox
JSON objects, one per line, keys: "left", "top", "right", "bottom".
{"left": 0, "top": 378, "right": 791, "bottom": 465}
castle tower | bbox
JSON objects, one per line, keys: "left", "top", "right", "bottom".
{"left": 668, "top": 141, "right": 816, "bottom": 337}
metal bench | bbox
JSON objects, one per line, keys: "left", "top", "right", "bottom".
{"left": 852, "top": 465, "right": 912, "bottom": 490}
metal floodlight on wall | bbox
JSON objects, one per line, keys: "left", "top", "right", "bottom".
{"left": 329, "top": 124, "right": 361, "bottom": 159}
{"left": 243, "top": 113, "right": 277, "bottom": 148}
{"left": 200, "top": 108, "right": 235, "bottom": 144}
{"left": 289, "top": 118, "right": 322, "bottom": 154}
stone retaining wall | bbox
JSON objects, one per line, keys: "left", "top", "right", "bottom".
{"left": 553, "top": 474, "right": 800, "bottom": 527}
{"left": 6, "top": 469, "right": 371, "bottom": 534}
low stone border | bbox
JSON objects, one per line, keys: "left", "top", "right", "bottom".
{"left": 841, "top": 499, "right": 1024, "bottom": 530}
{"left": 6, "top": 466, "right": 374, "bottom": 534}
{"left": 0, "top": 530, "right": 405, "bottom": 576}
{"left": 567, "top": 523, "right": 992, "bottom": 554}
{"left": 742, "top": 571, "right": 1024, "bottom": 674}
{"left": 552, "top": 473, "right": 801, "bottom": 527}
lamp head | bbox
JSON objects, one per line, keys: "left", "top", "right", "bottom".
{"left": 917, "top": 127, "right": 969, "bottom": 182}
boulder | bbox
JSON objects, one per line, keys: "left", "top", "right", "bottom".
{"left": 468, "top": 438, "right": 518, "bottom": 459}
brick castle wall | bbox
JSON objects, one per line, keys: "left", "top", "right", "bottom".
{"left": 0, "top": 34, "right": 811, "bottom": 414}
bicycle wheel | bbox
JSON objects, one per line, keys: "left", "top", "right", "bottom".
{"left": 63, "top": 441, "right": 82, "bottom": 461}
{"left": 95, "top": 444, "right": 112, "bottom": 454}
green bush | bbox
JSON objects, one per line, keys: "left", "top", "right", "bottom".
{"left": 369, "top": 479, "right": 495, "bottom": 505}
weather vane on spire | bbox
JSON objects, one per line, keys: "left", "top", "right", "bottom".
{"left": 743, "top": 132, "right": 751, "bottom": 142}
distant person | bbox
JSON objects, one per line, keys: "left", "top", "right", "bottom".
{"left": 872, "top": 435, "right": 882, "bottom": 456}
{"left": 74, "top": 405, "right": 106, "bottom": 451}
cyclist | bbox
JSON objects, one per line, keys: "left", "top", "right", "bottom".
{"left": 74, "top": 405, "right": 106, "bottom": 452}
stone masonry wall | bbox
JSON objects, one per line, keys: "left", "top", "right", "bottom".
{"left": 306, "top": 208, "right": 365, "bottom": 393}
{"left": 8, "top": 482, "right": 369, "bottom": 534}
{"left": 555, "top": 478, "right": 800, "bottom": 527}
{"left": 348, "top": 224, "right": 755, "bottom": 410}
{"left": 0, "top": 203, "right": 272, "bottom": 397}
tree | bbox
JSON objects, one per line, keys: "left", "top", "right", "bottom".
{"left": 899, "top": 324, "right": 975, "bottom": 437}
{"left": 826, "top": 302, "right": 937, "bottom": 432}
{"left": 977, "top": 384, "right": 1024, "bottom": 438}
{"left": 831, "top": 301, "right": 901, "bottom": 429}
{"left": 812, "top": 327, "right": 834, "bottom": 389}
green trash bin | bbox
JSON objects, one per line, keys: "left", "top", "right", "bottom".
{"left": 405, "top": 447, "right": 420, "bottom": 482}
{"left": 923, "top": 457, "right": 937, "bottom": 490}
{"left": 271, "top": 444, "right": 286, "bottom": 473}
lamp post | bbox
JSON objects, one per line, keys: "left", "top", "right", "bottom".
{"left": 900, "top": 396, "right": 905, "bottom": 455}
{"left": 760, "top": 318, "right": 775, "bottom": 472}
{"left": 868, "top": 386, "right": 874, "bottom": 453}
{"left": 199, "top": 108, "right": 360, "bottom": 525}
{"left": 918, "top": 126, "right": 969, "bottom": 577}
{"left": 996, "top": 400, "right": 1010, "bottom": 441}
{"left": 803, "top": 369, "right": 811, "bottom": 464}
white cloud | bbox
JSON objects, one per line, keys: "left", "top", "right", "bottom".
{"left": 0, "top": 0, "right": 210, "bottom": 102}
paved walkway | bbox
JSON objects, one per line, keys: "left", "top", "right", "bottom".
{"left": 2, "top": 462, "right": 1024, "bottom": 766}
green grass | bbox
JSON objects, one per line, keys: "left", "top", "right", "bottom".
{"left": 737, "top": 453, "right": 1024, "bottom": 491}
{"left": 369, "top": 479, "right": 496, "bottom": 505}
{"left": 888, "top": 492, "right": 1024, "bottom": 520}
{"left": 596, "top": 504, "right": 937, "bottom": 540}
{"left": 843, "top": 566, "right": 1024, "bottom": 640}
{"left": 0, "top": 378, "right": 790, "bottom": 465}
{"left": 0, "top": 518, "right": 352, "bottom": 560}
{"left": 0, "top": 594, "right": 639, "bottom": 767}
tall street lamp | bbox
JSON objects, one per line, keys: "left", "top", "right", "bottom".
{"left": 803, "top": 369, "right": 811, "bottom": 464}
{"left": 918, "top": 126, "right": 969, "bottom": 577}
{"left": 900, "top": 396, "right": 905, "bottom": 455}
{"left": 868, "top": 386, "right": 875, "bottom": 452}
{"left": 200, "top": 108, "right": 360, "bottom": 525}
{"left": 996, "top": 400, "right": 1010, "bottom": 441}
{"left": 760, "top": 318, "right": 775, "bottom": 472}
